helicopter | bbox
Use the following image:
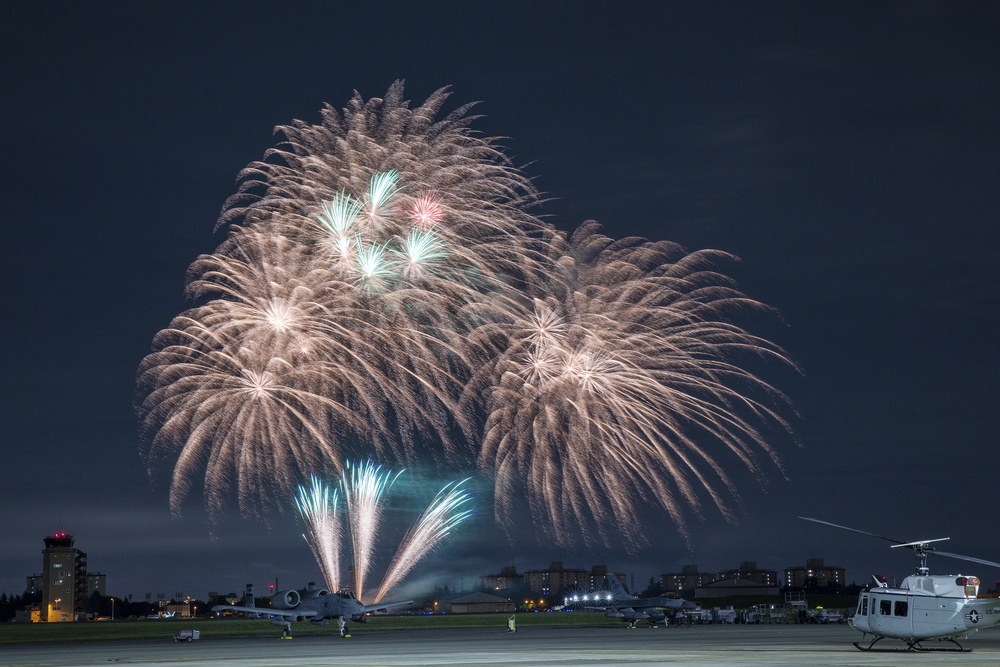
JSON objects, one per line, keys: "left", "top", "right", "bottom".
{"left": 800, "top": 517, "right": 1000, "bottom": 652}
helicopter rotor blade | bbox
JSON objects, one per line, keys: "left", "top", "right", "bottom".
{"left": 800, "top": 517, "right": 1000, "bottom": 570}
{"left": 933, "top": 551, "right": 1000, "bottom": 569}
{"left": 799, "top": 517, "right": 907, "bottom": 545}
{"left": 891, "top": 538, "right": 950, "bottom": 550}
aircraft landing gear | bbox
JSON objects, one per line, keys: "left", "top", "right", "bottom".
{"left": 280, "top": 622, "right": 293, "bottom": 640}
{"left": 853, "top": 635, "right": 972, "bottom": 653}
{"left": 337, "top": 616, "right": 351, "bottom": 638}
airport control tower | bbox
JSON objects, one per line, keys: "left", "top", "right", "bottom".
{"left": 39, "top": 532, "right": 87, "bottom": 622}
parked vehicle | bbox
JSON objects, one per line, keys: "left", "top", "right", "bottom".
{"left": 173, "top": 629, "right": 200, "bottom": 642}
{"left": 807, "top": 608, "right": 845, "bottom": 624}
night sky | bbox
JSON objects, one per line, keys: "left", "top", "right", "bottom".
{"left": 4, "top": 2, "right": 999, "bottom": 600}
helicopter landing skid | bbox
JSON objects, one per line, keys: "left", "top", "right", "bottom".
{"left": 853, "top": 636, "right": 971, "bottom": 653}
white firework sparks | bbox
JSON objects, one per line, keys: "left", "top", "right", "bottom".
{"left": 373, "top": 478, "right": 475, "bottom": 603}
{"left": 341, "top": 460, "right": 402, "bottom": 600}
{"left": 294, "top": 464, "right": 476, "bottom": 604}
{"left": 294, "top": 475, "right": 341, "bottom": 592}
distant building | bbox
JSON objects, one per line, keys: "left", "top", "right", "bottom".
{"left": 85, "top": 573, "right": 107, "bottom": 600}
{"left": 448, "top": 592, "right": 516, "bottom": 614}
{"left": 660, "top": 564, "right": 718, "bottom": 594}
{"left": 478, "top": 565, "right": 524, "bottom": 592}
{"left": 663, "top": 562, "right": 779, "bottom": 598}
{"left": 27, "top": 571, "right": 104, "bottom": 604}
{"left": 523, "top": 561, "right": 589, "bottom": 597}
{"left": 717, "top": 561, "right": 779, "bottom": 587}
{"left": 694, "top": 578, "right": 780, "bottom": 599}
{"left": 164, "top": 602, "right": 193, "bottom": 618}
{"left": 480, "top": 562, "right": 625, "bottom": 600}
{"left": 784, "top": 557, "right": 845, "bottom": 590}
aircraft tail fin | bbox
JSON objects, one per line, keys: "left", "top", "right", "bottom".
{"left": 607, "top": 576, "right": 630, "bottom": 599}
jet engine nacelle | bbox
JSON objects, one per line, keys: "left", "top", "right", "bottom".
{"left": 271, "top": 589, "right": 301, "bottom": 609}
{"left": 301, "top": 587, "right": 329, "bottom": 600}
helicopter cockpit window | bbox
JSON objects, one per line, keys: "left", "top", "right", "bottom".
{"left": 859, "top": 596, "right": 868, "bottom": 616}
{"left": 957, "top": 577, "right": 980, "bottom": 598}
{"left": 894, "top": 600, "right": 908, "bottom": 617}
{"left": 879, "top": 599, "right": 891, "bottom": 615}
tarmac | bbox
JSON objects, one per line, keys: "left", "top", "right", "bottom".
{"left": 3, "top": 623, "right": 1000, "bottom": 667}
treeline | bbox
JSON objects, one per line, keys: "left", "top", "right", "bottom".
{"left": 0, "top": 591, "right": 39, "bottom": 621}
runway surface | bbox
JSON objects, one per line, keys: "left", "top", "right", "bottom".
{"left": 4, "top": 624, "right": 1000, "bottom": 667}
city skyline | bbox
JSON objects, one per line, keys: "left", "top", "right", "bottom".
{"left": 17, "top": 528, "right": 858, "bottom": 603}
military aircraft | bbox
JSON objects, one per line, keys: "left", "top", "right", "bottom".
{"left": 577, "top": 577, "right": 698, "bottom": 628}
{"left": 211, "top": 583, "right": 413, "bottom": 638}
{"left": 801, "top": 517, "right": 1000, "bottom": 652}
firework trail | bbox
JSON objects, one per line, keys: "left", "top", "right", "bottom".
{"left": 341, "top": 460, "right": 402, "bottom": 600}
{"left": 373, "top": 478, "right": 475, "bottom": 603}
{"left": 294, "top": 466, "right": 475, "bottom": 603}
{"left": 469, "top": 222, "right": 797, "bottom": 545}
{"left": 294, "top": 475, "right": 341, "bottom": 592}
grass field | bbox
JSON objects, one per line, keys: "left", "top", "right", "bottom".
{"left": 0, "top": 611, "right": 622, "bottom": 645}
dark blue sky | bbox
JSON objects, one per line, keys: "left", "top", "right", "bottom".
{"left": 3, "top": 2, "right": 999, "bottom": 599}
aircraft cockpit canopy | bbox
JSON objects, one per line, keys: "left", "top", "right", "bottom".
{"left": 336, "top": 589, "right": 357, "bottom": 600}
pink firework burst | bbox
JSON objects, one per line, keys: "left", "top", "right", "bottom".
{"left": 410, "top": 195, "right": 444, "bottom": 230}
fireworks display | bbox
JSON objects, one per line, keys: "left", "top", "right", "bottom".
{"left": 137, "top": 82, "right": 795, "bottom": 547}
{"left": 469, "top": 222, "right": 796, "bottom": 544}
{"left": 341, "top": 460, "right": 402, "bottom": 601}
{"left": 294, "top": 465, "right": 474, "bottom": 603}
{"left": 373, "top": 478, "right": 475, "bottom": 603}
{"left": 294, "top": 475, "right": 341, "bottom": 593}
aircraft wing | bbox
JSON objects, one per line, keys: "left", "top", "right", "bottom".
{"left": 652, "top": 597, "right": 693, "bottom": 610}
{"left": 363, "top": 599, "right": 413, "bottom": 614}
{"left": 601, "top": 580, "right": 691, "bottom": 611}
{"left": 615, "top": 596, "right": 693, "bottom": 610}
{"left": 210, "top": 604, "right": 320, "bottom": 619}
